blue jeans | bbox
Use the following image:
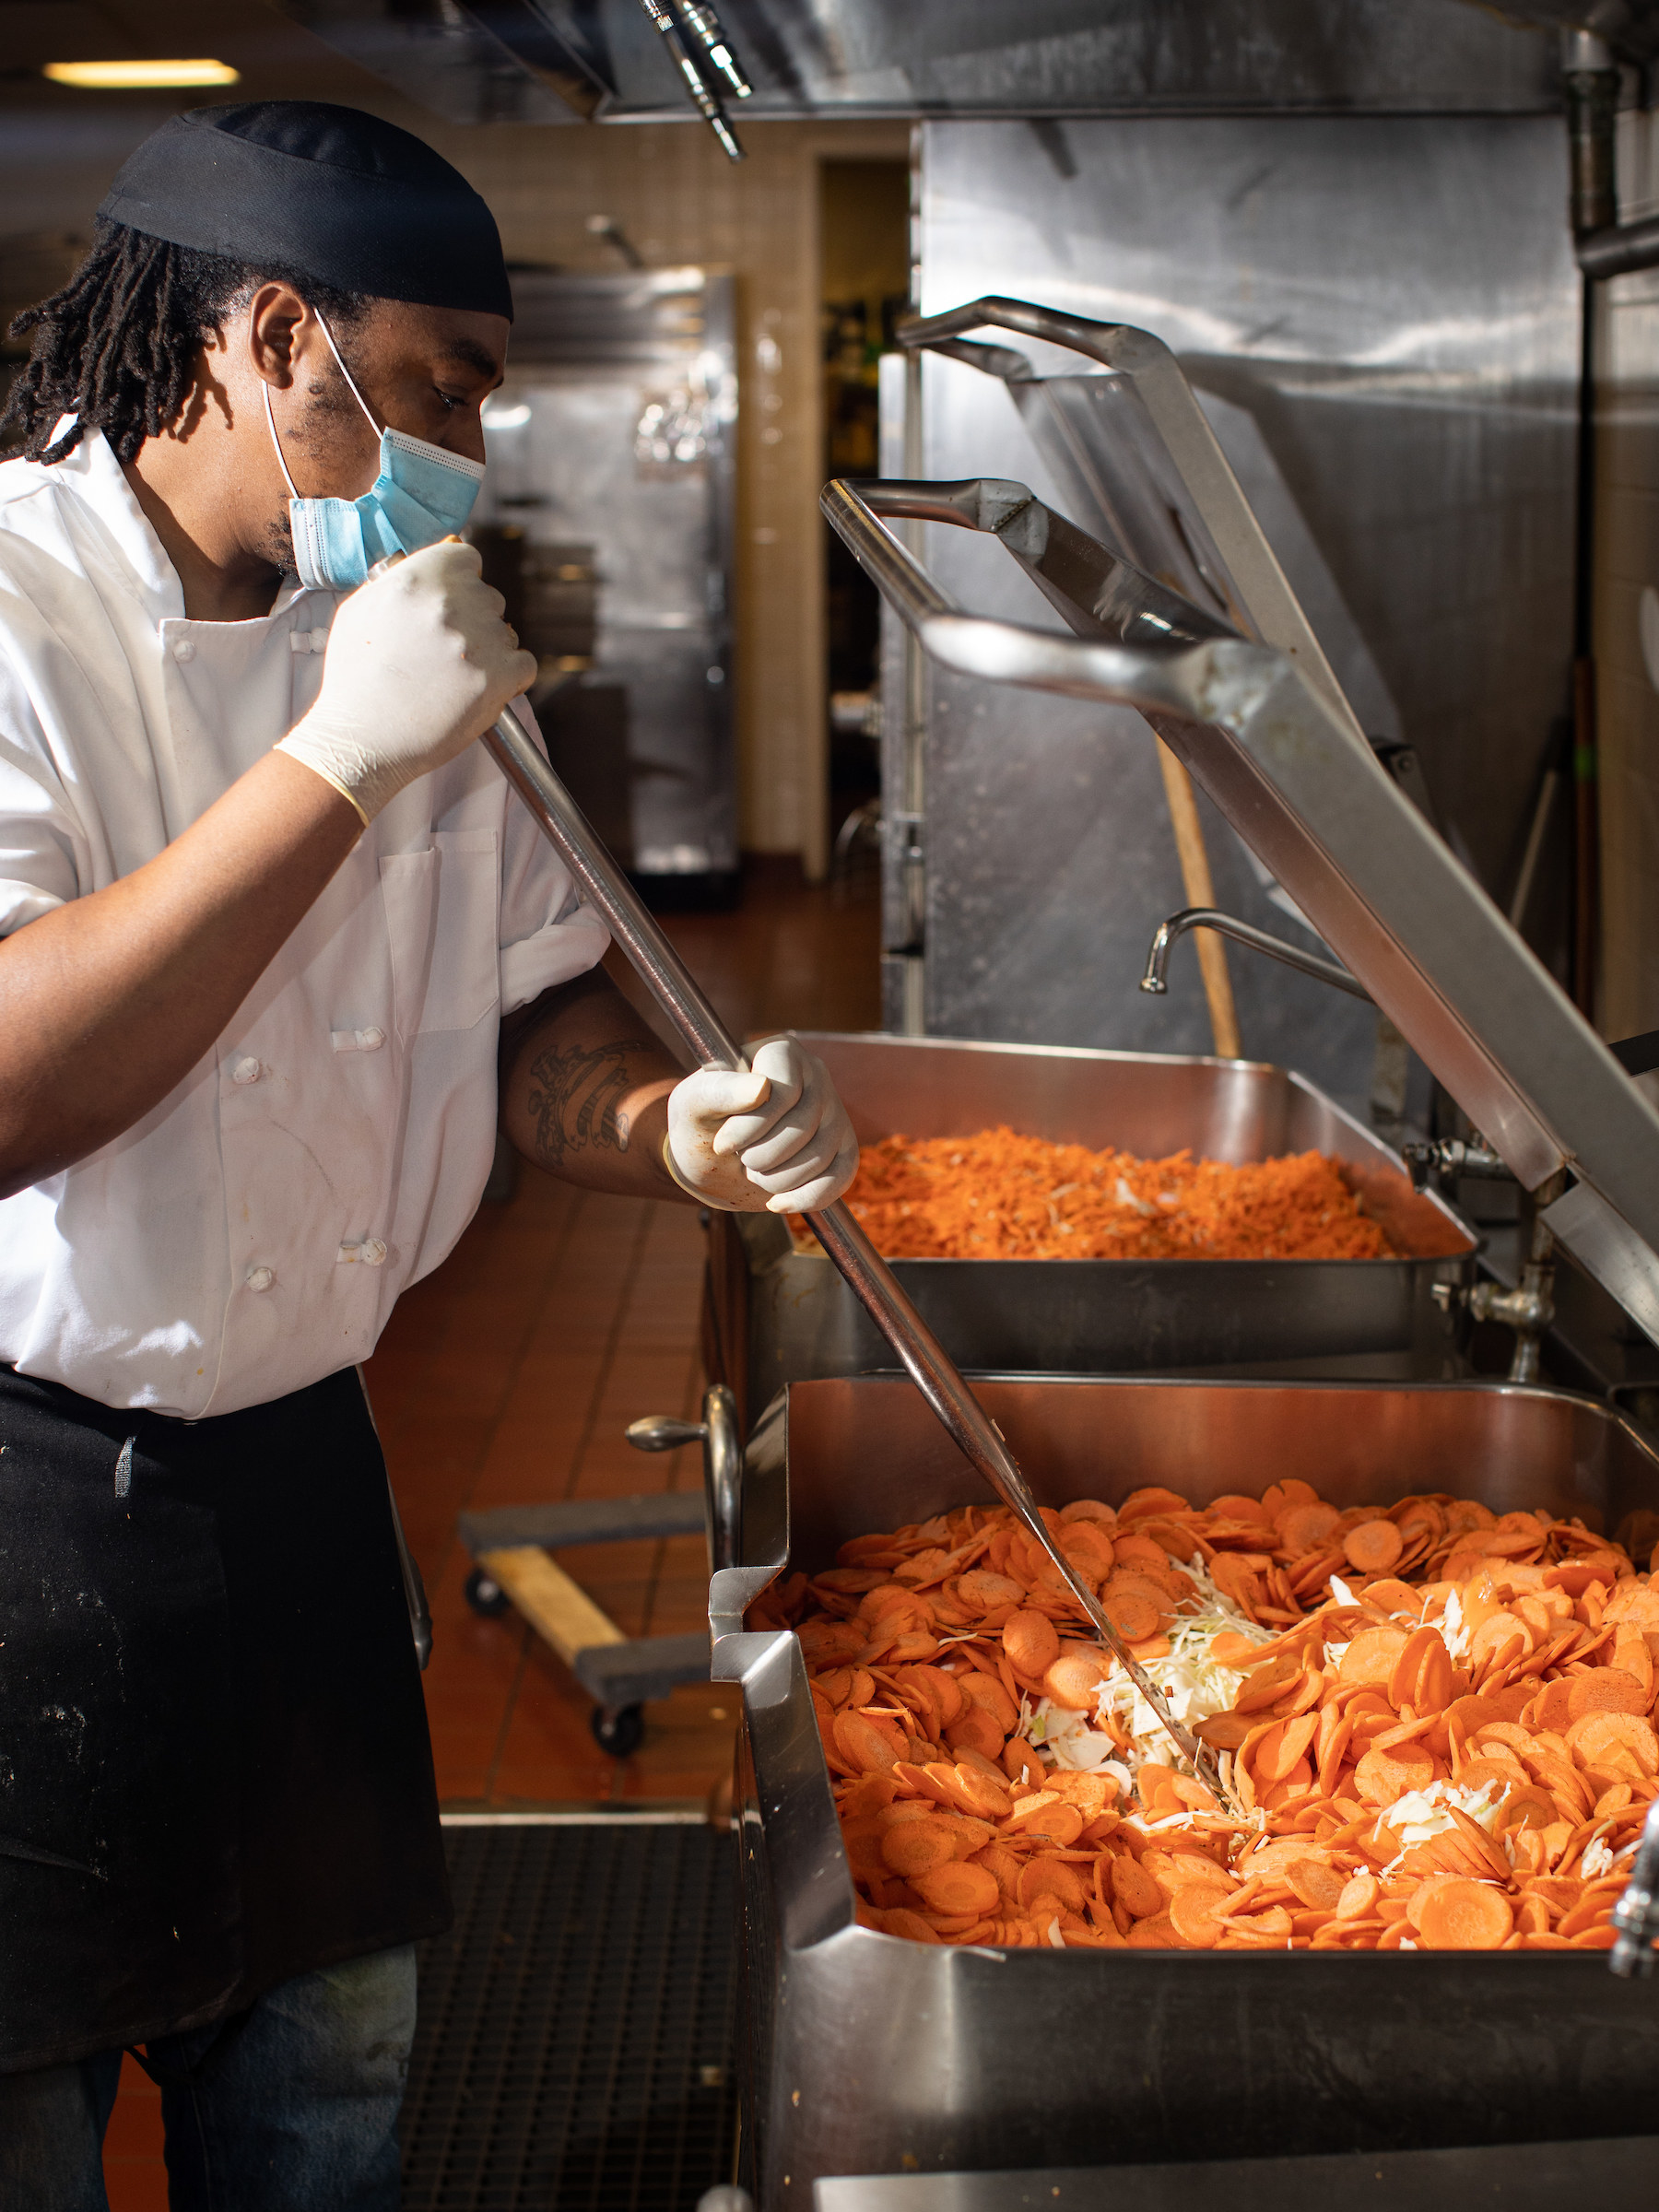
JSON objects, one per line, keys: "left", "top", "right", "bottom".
{"left": 0, "top": 1944, "right": 414, "bottom": 2212}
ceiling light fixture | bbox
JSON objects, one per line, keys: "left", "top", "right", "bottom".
{"left": 43, "top": 59, "right": 241, "bottom": 89}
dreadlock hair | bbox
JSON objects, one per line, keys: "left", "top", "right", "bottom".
{"left": 0, "top": 222, "right": 369, "bottom": 467}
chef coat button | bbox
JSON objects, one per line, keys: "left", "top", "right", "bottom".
{"left": 231, "top": 1056, "right": 261, "bottom": 1085}
{"left": 360, "top": 1238, "right": 388, "bottom": 1267}
{"left": 246, "top": 1266, "right": 276, "bottom": 1293}
{"left": 358, "top": 1027, "right": 385, "bottom": 1053}
{"left": 171, "top": 638, "right": 194, "bottom": 663}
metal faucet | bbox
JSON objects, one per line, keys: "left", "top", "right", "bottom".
{"left": 1610, "top": 1796, "right": 1659, "bottom": 1976}
{"left": 1140, "top": 905, "right": 1371, "bottom": 1004}
{"left": 1402, "top": 1136, "right": 1513, "bottom": 1186}
{"left": 1430, "top": 1211, "right": 1559, "bottom": 1386}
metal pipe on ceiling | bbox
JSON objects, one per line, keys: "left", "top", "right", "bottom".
{"left": 634, "top": 0, "right": 747, "bottom": 159}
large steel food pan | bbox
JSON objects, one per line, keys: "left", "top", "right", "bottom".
{"left": 711, "top": 1374, "right": 1659, "bottom": 2205}
{"left": 704, "top": 1034, "right": 1474, "bottom": 1423}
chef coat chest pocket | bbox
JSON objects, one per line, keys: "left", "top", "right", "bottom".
{"left": 381, "top": 829, "right": 500, "bottom": 1037}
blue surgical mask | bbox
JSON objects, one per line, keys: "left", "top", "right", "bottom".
{"left": 264, "top": 312, "right": 486, "bottom": 592}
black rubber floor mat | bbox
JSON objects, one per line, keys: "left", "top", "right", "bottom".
{"left": 402, "top": 1818, "right": 739, "bottom": 2212}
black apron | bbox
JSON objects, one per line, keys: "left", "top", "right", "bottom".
{"left": 0, "top": 1364, "right": 450, "bottom": 2075}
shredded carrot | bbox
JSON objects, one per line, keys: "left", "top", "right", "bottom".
{"left": 806, "top": 1126, "right": 1397, "bottom": 1262}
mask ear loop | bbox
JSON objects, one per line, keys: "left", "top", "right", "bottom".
{"left": 263, "top": 380, "right": 300, "bottom": 500}
{"left": 263, "top": 306, "right": 378, "bottom": 500}
{"left": 314, "top": 310, "right": 382, "bottom": 437}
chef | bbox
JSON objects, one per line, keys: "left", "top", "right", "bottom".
{"left": 0, "top": 100, "right": 855, "bottom": 2205}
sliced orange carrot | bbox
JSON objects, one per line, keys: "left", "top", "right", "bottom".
{"left": 880, "top": 1821, "right": 958, "bottom": 1879}
{"left": 833, "top": 1710, "right": 904, "bottom": 1771}
{"left": 1042, "top": 1653, "right": 1111, "bottom": 1711}
{"left": 1059, "top": 1522, "right": 1116, "bottom": 1581}
{"left": 1386, "top": 1627, "right": 1441, "bottom": 1712}
{"left": 1279, "top": 1502, "right": 1343, "bottom": 1555}
{"left": 1169, "top": 1884, "right": 1232, "bottom": 1948}
{"left": 1416, "top": 1879, "right": 1514, "bottom": 1950}
{"left": 1339, "top": 1626, "right": 1410, "bottom": 1687}
{"left": 1111, "top": 1856, "right": 1168, "bottom": 1919}
{"left": 1001, "top": 1608, "right": 1060, "bottom": 1676}
{"left": 1017, "top": 1858, "right": 1088, "bottom": 1913}
{"left": 1254, "top": 1713, "right": 1320, "bottom": 1786}
{"left": 1345, "top": 1520, "right": 1405, "bottom": 1575}
{"left": 946, "top": 1761, "right": 1013, "bottom": 1818}
{"left": 1210, "top": 1495, "right": 1274, "bottom": 1526}
{"left": 877, "top": 1908, "right": 943, "bottom": 1943}
{"left": 1469, "top": 1612, "right": 1533, "bottom": 1671}
{"left": 1001, "top": 1739, "right": 1043, "bottom": 1789}
{"left": 1119, "top": 1487, "right": 1193, "bottom": 1523}
{"left": 1567, "top": 1711, "right": 1659, "bottom": 1776}
{"left": 1195, "top": 1712, "right": 1255, "bottom": 1750}
{"left": 1285, "top": 1859, "right": 1346, "bottom": 1912}
{"left": 1117, "top": 1911, "right": 1174, "bottom": 1947}
{"left": 1335, "top": 1871, "right": 1380, "bottom": 1921}
{"left": 1353, "top": 1741, "right": 1435, "bottom": 1807}
{"left": 1006, "top": 1794, "right": 1084, "bottom": 1847}
{"left": 1566, "top": 1669, "right": 1649, "bottom": 1721}
{"left": 1060, "top": 1497, "right": 1117, "bottom": 1527}
{"left": 1413, "top": 1640, "right": 1455, "bottom": 1716}
{"left": 945, "top": 1704, "right": 1006, "bottom": 1761}
{"left": 912, "top": 1860, "right": 999, "bottom": 1916}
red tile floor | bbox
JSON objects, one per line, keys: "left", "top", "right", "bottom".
{"left": 104, "top": 861, "right": 879, "bottom": 2206}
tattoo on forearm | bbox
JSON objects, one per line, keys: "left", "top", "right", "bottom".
{"left": 525, "top": 1037, "right": 649, "bottom": 1166}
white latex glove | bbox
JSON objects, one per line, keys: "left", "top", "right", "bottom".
{"left": 276, "top": 540, "right": 536, "bottom": 822}
{"left": 665, "top": 1037, "right": 858, "bottom": 1215}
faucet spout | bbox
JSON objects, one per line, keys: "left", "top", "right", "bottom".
{"left": 1141, "top": 907, "right": 1372, "bottom": 1004}
{"left": 1611, "top": 1795, "right": 1659, "bottom": 1977}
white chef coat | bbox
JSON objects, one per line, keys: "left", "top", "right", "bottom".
{"left": 0, "top": 427, "right": 608, "bottom": 1418}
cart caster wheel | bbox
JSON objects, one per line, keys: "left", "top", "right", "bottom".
{"left": 592, "top": 1703, "right": 645, "bottom": 1759}
{"left": 465, "top": 1566, "right": 511, "bottom": 1619}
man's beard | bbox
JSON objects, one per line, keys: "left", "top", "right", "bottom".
{"left": 259, "top": 505, "right": 299, "bottom": 577}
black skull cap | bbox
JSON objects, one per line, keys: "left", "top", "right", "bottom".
{"left": 97, "top": 101, "right": 512, "bottom": 321}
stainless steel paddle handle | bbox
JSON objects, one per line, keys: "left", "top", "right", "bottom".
{"left": 483, "top": 703, "right": 1230, "bottom": 1805}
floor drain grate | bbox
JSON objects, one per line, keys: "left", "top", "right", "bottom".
{"left": 402, "top": 1819, "right": 739, "bottom": 2212}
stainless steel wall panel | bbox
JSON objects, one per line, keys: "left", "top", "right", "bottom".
{"left": 911, "top": 348, "right": 1384, "bottom": 1104}
{"left": 906, "top": 117, "right": 1579, "bottom": 1102}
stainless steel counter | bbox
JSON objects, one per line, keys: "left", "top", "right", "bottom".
{"left": 813, "top": 2138, "right": 1659, "bottom": 2212}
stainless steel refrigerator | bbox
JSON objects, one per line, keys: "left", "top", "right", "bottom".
{"left": 473, "top": 266, "right": 738, "bottom": 897}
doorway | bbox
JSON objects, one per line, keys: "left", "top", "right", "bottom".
{"left": 819, "top": 159, "right": 910, "bottom": 887}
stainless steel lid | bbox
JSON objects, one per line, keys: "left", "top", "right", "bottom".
{"left": 822, "top": 298, "right": 1659, "bottom": 1344}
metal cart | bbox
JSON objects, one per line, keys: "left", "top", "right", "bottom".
{"left": 458, "top": 1386, "right": 737, "bottom": 1756}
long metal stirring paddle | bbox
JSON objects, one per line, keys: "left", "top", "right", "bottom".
{"left": 480, "top": 699, "right": 1231, "bottom": 1807}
